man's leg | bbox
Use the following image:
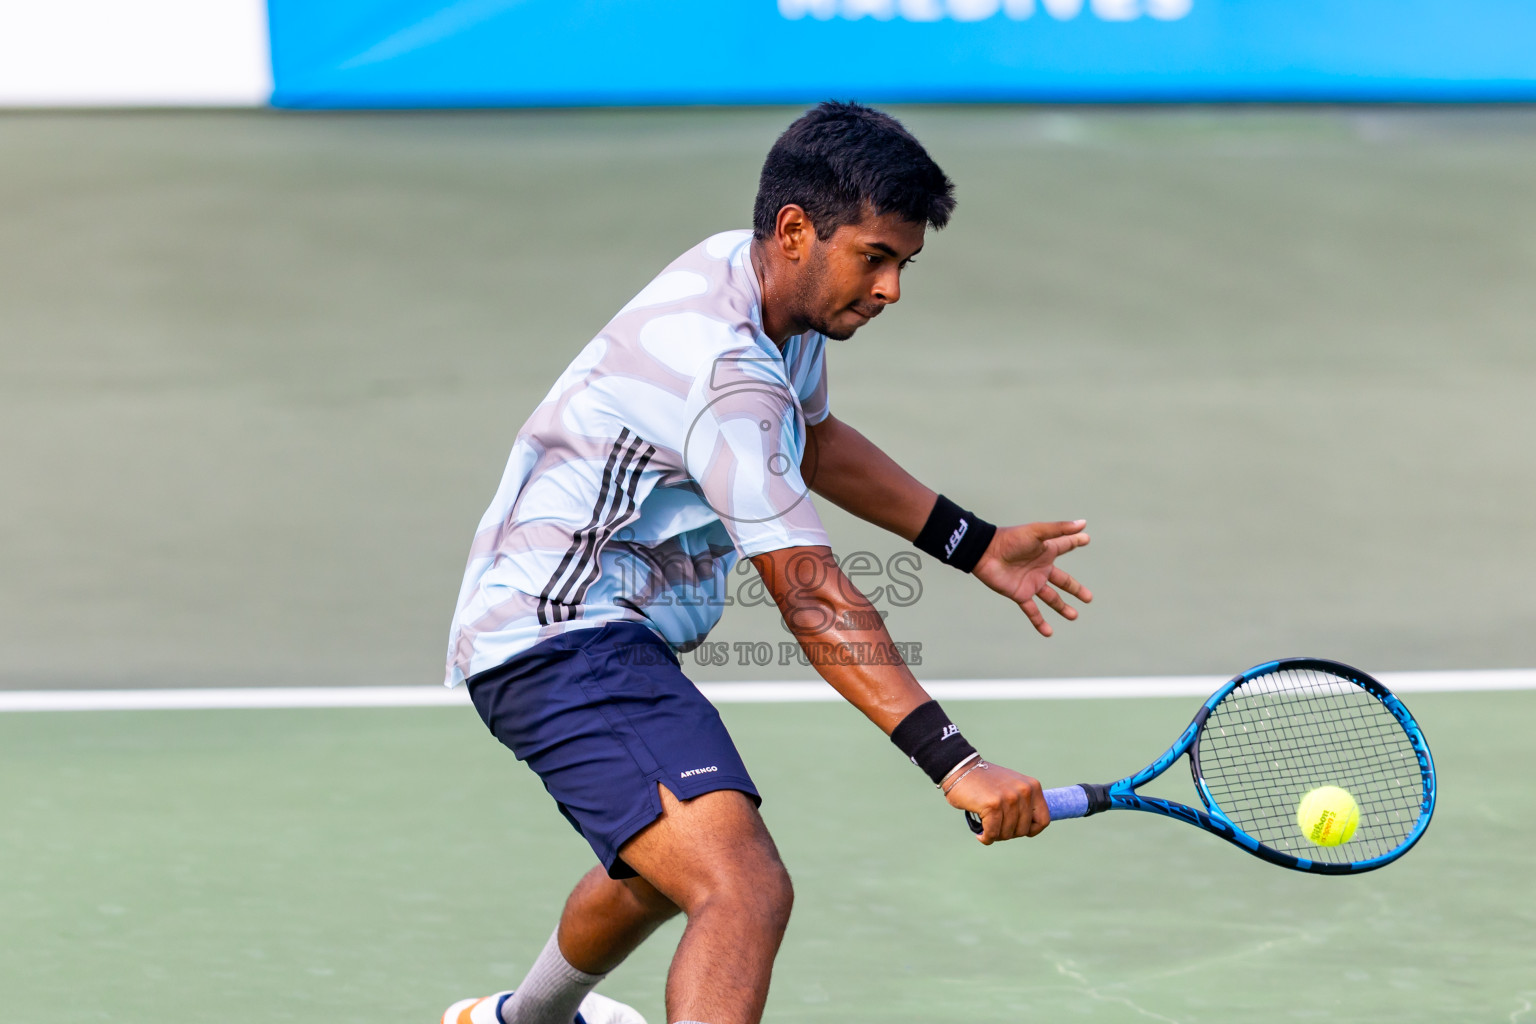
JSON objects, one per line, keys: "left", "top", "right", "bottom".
{"left": 558, "top": 868, "right": 681, "bottom": 974}
{"left": 500, "top": 870, "right": 678, "bottom": 1024}
{"left": 503, "top": 786, "right": 790, "bottom": 1024}
{"left": 465, "top": 623, "right": 782, "bottom": 1024}
{"left": 617, "top": 786, "right": 794, "bottom": 1024}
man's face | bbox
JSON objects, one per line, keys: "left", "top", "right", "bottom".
{"left": 795, "top": 210, "right": 926, "bottom": 341}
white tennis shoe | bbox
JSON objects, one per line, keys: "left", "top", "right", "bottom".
{"left": 440, "top": 991, "right": 646, "bottom": 1024}
{"left": 569, "top": 992, "right": 648, "bottom": 1024}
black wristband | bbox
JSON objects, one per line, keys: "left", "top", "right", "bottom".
{"left": 890, "top": 700, "right": 979, "bottom": 785}
{"left": 913, "top": 495, "right": 997, "bottom": 573}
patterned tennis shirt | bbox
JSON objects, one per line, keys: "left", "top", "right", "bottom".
{"left": 444, "top": 230, "right": 831, "bottom": 686}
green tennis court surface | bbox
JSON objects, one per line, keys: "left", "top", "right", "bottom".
{"left": 4, "top": 693, "right": 1530, "bottom": 1023}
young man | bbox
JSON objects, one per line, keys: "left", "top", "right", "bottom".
{"left": 441, "top": 102, "right": 1092, "bottom": 1024}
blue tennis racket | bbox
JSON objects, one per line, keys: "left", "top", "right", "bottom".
{"left": 965, "top": 657, "right": 1437, "bottom": 874}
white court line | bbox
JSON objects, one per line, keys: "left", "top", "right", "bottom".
{"left": 0, "top": 669, "right": 1533, "bottom": 712}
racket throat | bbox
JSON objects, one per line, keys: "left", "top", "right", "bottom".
{"left": 1081, "top": 782, "right": 1112, "bottom": 816}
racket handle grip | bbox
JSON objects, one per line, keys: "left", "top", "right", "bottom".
{"left": 964, "top": 785, "right": 1092, "bottom": 835}
{"left": 1044, "top": 784, "right": 1092, "bottom": 819}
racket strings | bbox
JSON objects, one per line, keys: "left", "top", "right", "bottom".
{"left": 1196, "top": 667, "right": 1427, "bottom": 865}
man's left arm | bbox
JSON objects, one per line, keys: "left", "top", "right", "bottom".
{"left": 805, "top": 413, "right": 1094, "bottom": 636}
{"left": 804, "top": 413, "right": 935, "bottom": 539}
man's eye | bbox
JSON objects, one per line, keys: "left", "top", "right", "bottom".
{"left": 864, "top": 253, "right": 880, "bottom": 264}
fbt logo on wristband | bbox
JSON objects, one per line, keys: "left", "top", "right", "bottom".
{"left": 944, "top": 520, "right": 968, "bottom": 560}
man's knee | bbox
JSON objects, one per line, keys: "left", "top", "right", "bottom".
{"left": 687, "top": 847, "right": 794, "bottom": 933}
{"left": 759, "top": 859, "right": 794, "bottom": 932}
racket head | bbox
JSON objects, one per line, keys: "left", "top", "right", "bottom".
{"left": 1188, "top": 658, "right": 1436, "bottom": 874}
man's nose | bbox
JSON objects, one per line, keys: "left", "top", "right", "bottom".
{"left": 872, "top": 266, "right": 901, "bottom": 305}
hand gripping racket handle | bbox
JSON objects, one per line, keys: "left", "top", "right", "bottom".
{"left": 964, "top": 784, "right": 1097, "bottom": 835}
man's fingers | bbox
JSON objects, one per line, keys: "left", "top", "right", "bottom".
{"left": 1019, "top": 598, "right": 1053, "bottom": 637}
{"left": 995, "top": 792, "right": 1019, "bottom": 841}
{"left": 1034, "top": 519, "right": 1088, "bottom": 539}
{"left": 1004, "top": 780, "right": 1042, "bottom": 840}
{"left": 1026, "top": 782, "right": 1050, "bottom": 837}
{"left": 963, "top": 769, "right": 1048, "bottom": 843}
{"left": 1038, "top": 585, "right": 1077, "bottom": 620}
{"left": 1043, "top": 532, "right": 1091, "bottom": 560}
{"left": 978, "top": 804, "right": 1002, "bottom": 846}
{"left": 1048, "top": 567, "right": 1093, "bottom": 603}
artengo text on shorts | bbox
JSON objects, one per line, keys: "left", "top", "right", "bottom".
{"left": 778, "top": 0, "right": 1192, "bottom": 21}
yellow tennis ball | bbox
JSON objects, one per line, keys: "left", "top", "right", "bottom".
{"left": 1296, "top": 786, "right": 1360, "bottom": 847}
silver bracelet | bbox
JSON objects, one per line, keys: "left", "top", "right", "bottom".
{"left": 936, "top": 751, "right": 982, "bottom": 790}
{"left": 942, "top": 759, "right": 989, "bottom": 796}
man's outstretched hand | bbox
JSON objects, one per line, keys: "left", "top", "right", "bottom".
{"left": 973, "top": 520, "right": 1093, "bottom": 637}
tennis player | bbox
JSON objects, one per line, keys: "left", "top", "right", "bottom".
{"left": 440, "top": 101, "right": 1092, "bottom": 1024}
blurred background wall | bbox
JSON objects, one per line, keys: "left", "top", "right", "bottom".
{"left": 0, "top": 0, "right": 271, "bottom": 106}
{"left": 3, "top": 0, "right": 1536, "bottom": 109}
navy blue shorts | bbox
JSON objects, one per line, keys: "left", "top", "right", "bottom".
{"left": 466, "top": 621, "right": 760, "bottom": 879}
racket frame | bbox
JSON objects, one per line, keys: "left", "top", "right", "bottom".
{"left": 1088, "top": 657, "right": 1437, "bottom": 874}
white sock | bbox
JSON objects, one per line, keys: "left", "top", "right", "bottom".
{"left": 500, "top": 929, "right": 605, "bottom": 1024}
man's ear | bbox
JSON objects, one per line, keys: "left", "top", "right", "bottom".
{"left": 774, "top": 204, "right": 816, "bottom": 263}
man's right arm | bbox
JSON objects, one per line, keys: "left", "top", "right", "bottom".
{"left": 749, "top": 544, "right": 1049, "bottom": 844}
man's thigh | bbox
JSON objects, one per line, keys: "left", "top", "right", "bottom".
{"left": 618, "top": 785, "right": 789, "bottom": 908}
{"left": 467, "top": 621, "right": 762, "bottom": 879}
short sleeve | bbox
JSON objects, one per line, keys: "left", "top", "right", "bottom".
{"left": 797, "top": 335, "right": 830, "bottom": 426}
{"left": 684, "top": 351, "right": 830, "bottom": 557}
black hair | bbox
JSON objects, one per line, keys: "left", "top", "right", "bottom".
{"left": 752, "top": 101, "right": 956, "bottom": 241}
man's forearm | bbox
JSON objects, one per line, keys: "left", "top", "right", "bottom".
{"left": 752, "top": 546, "right": 1048, "bottom": 842}
{"left": 805, "top": 414, "right": 935, "bottom": 541}
{"left": 751, "top": 546, "right": 930, "bottom": 734}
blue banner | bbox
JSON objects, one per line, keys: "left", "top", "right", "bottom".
{"left": 267, "top": 0, "right": 1536, "bottom": 107}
